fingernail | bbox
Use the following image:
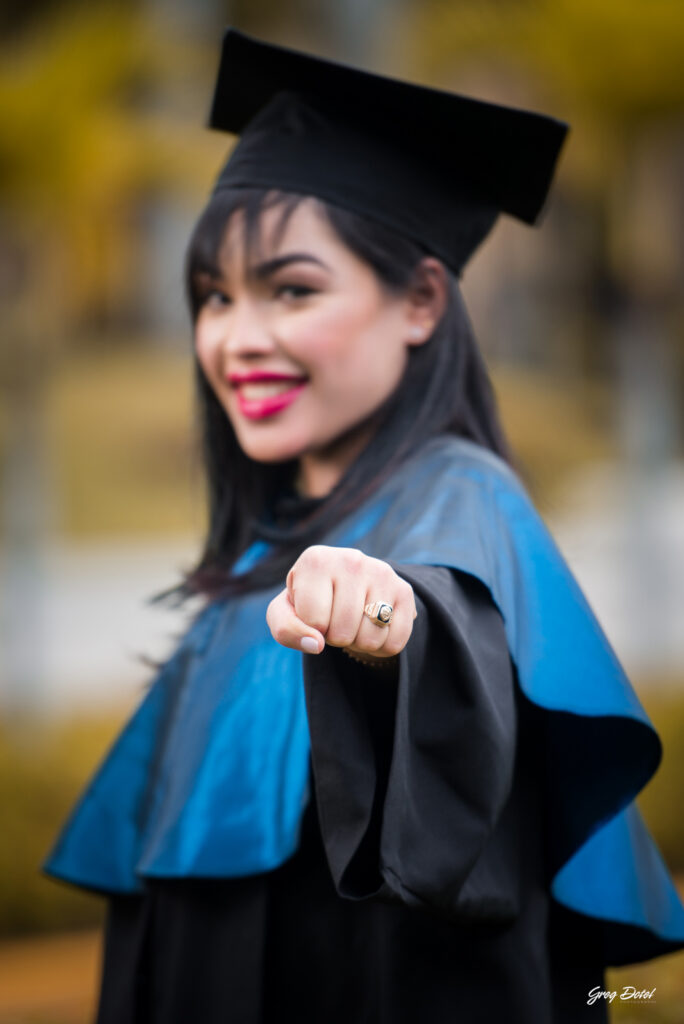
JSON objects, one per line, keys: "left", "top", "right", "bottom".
{"left": 300, "top": 636, "right": 320, "bottom": 654}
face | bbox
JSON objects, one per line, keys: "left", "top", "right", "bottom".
{"left": 194, "top": 198, "right": 431, "bottom": 494}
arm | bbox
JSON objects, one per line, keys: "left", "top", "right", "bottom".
{"left": 304, "top": 565, "right": 519, "bottom": 918}
{"left": 267, "top": 550, "right": 522, "bottom": 922}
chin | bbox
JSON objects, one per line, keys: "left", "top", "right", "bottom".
{"left": 235, "top": 429, "right": 308, "bottom": 465}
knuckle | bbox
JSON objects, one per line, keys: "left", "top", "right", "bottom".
{"left": 327, "top": 611, "right": 358, "bottom": 648}
{"left": 370, "top": 555, "right": 392, "bottom": 579}
{"left": 273, "top": 625, "right": 290, "bottom": 647}
{"left": 340, "top": 548, "right": 365, "bottom": 574}
{"left": 293, "top": 601, "right": 328, "bottom": 636}
{"left": 383, "top": 636, "right": 405, "bottom": 656}
{"left": 327, "top": 629, "right": 356, "bottom": 649}
{"left": 299, "top": 545, "right": 327, "bottom": 571}
{"left": 362, "top": 632, "right": 386, "bottom": 653}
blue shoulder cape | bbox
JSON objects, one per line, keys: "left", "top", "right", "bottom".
{"left": 44, "top": 436, "right": 684, "bottom": 964}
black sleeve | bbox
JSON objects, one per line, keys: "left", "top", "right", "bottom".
{"left": 302, "top": 564, "right": 527, "bottom": 924}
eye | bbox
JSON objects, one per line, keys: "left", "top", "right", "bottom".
{"left": 275, "top": 283, "right": 317, "bottom": 301}
{"left": 199, "top": 287, "right": 231, "bottom": 310}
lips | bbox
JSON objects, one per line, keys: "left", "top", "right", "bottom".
{"left": 228, "top": 372, "right": 309, "bottom": 420}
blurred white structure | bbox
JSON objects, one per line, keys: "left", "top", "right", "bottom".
{"left": 553, "top": 461, "right": 684, "bottom": 681}
{"left": 0, "top": 537, "right": 200, "bottom": 713}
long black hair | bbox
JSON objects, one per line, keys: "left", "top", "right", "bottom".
{"left": 172, "top": 187, "right": 514, "bottom": 600}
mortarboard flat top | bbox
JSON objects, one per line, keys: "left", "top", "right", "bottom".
{"left": 208, "top": 29, "right": 569, "bottom": 274}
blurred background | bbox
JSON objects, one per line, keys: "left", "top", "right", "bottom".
{"left": 1, "top": 0, "right": 683, "bottom": 1021}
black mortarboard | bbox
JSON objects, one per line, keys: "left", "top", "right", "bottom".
{"left": 208, "top": 29, "right": 569, "bottom": 275}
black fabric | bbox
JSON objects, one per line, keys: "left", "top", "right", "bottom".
{"left": 96, "top": 567, "right": 608, "bottom": 1023}
{"left": 305, "top": 563, "right": 522, "bottom": 919}
{"left": 97, "top": 807, "right": 607, "bottom": 1024}
{"left": 208, "top": 29, "right": 569, "bottom": 275}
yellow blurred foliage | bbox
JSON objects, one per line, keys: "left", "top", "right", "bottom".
{"left": 0, "top": 6, "right": 228, "bottom": 327}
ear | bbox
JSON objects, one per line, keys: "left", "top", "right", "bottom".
{"left": 404, "top": 257, "right": 449, "bottom": 347}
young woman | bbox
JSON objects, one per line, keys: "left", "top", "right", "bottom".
{"left": 46, "top": 29, "right": 684, "bottom": 1024}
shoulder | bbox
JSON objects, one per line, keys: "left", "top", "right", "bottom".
{"left": 330, "top": 434, "right": 552, "bottom": 600}
{"left": 408, "top": 434, "right": 518, "bottom": 483}
{"left": 373, "top": 435, "right": 541, "bottom": 545}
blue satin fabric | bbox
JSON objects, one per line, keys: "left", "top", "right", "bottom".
{"left": 45, "top": 436, "right": 684, "bottom": 954}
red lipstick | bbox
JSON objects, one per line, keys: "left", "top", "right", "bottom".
{"left": 228, "top": 371, "right": 308, "bottom": 420}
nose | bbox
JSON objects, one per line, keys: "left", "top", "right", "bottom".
{"left": 220, "top": 297, "right": 276, "bottom": 362}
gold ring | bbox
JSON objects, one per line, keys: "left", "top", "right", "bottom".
{"left": 364, "top": 601, "right": 393, "bottom": 626}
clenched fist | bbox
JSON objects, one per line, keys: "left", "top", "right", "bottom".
{"left": 266, "top": 546, "right": 417, "bottom": 660}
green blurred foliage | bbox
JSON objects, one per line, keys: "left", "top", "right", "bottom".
{"left": 0, "top": 4, "right": 226, "bottom": 334}
{"left": 400, "top": 0, "right": 684, "bottom": 310}
{"left": 407, "top": 0, "right": 684, "bottom": 124}
{"left": 492, "top": 365, "right": 617, "bottom": 505}
{"left": 607, "top": 958, "right": 684, "bottom": 1024}
{"left": 636, "top": 689, "right": 684, "bottom": 876}
{"left": 46, "top": 347, "right": 200, "bottom": 536}
{"left": 0, "top": 5, "right": 215, "bottom": 203}
{"left": 2, "top": 0, "right": 683, "bottom": 339}
{"left": 0, "top": 711, "right": 128, "bottom": 937}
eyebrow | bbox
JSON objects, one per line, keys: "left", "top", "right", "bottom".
{"left": 250, "top": 253, "right": 331, "bottom": 279}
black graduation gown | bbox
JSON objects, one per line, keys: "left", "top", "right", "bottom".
{"left": 95, "top": 565, "right": 608, "bottom": 1024}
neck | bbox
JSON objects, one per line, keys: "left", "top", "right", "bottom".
{"left": 295, "top": 425, "right": 374, "bottom": 498}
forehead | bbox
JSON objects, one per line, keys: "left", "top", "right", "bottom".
{"left": 217, "top": 196, "right": 343, "bottom": 272}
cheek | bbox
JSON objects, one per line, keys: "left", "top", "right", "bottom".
{"left": 284, "top": 301, "right": 403, "bottom": 381}
{"left": 317, "top": 317, "right": 407, "bottom": 404}
{"left": 194, "top": 322, "right": 221, "bottom": 383}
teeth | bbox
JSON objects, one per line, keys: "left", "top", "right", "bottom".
{"left": 240, "top": 381, "right": 303, "bottom": 399}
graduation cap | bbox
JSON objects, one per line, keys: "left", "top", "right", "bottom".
{"left": 208, "top": 29, "right": 569, "bottom": 275}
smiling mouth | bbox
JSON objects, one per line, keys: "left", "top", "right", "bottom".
{"left": 230, "top": 375, "right": 309, "bottom": 420}
{"left": 238, "top": 380, "right": 306, "bottom": 400}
